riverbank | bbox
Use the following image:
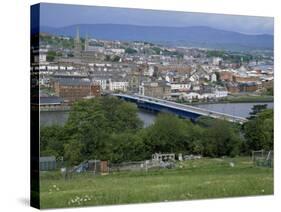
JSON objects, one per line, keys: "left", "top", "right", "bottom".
{"left": 184, "top": 95, "right": 274, "bottom": 105}
{"left": 224, "top": 95, "right": 273, "bottom": 103}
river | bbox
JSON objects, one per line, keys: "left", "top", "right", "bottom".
{"left": 40, "top": 102, "right": 273, "bottom": 127}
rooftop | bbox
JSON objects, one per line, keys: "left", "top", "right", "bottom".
{"left": 55, "top": 78, "right": 92, "bottom": 86}
{"left": 40, "top": 96, "right": 64, "bottom": 105}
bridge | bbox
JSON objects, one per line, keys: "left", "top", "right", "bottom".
{"left": 113, "top": 94, "right": 248, "bottom": 124}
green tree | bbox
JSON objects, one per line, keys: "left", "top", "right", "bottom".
{"left": 46, "top": 51, "right": 56, "bottom": 62}
{"left": 112, "top": 55, "right": 121, "bottom": 62}
{"left": 243, "top": 109, "right": 273, "bottom": 152}
{"left": 64, "top": 139, "right": 83, "bottom": 166}
{"left": 125, "top": 47, "right": 137, "bottom": 54}
{"left": 65, "top": 98, "right": 110, "bottom": 161}
{"left": 202, "top": 120, "right": 242, "bottom": 157}
{"left": 189, "top": 125, "right": 205, "bottom": 155}
{"left": 142, "top": 114, "right": 193, "bottom": 154}
{"left": 248, "top": 104, "right": 268, "bottom": 119}
{"left": 40, "top": 125, "right": 66, "bottom": 157}
{"left": 63, "top": 97, "right": 143, "bottom": 162}
{"left": 108, "top": 132, "right": 146, "bottom": 163}
{"left": 99, "top": 97, "right": 143, "bottom": 132}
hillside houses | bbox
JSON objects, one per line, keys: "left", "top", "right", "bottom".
{"left": 38, "top": 32, "right": 273, "bottom": 104}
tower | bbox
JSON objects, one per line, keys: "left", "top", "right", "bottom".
{"left": 84, "top": 33, "right": 89, "bottom": 52}
{"left": 74, "top": 26, "right": 82, "bottom": 58}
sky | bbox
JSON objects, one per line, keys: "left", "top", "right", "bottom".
{"left": 39, "top": 3, "right": 274, "bottom": 35}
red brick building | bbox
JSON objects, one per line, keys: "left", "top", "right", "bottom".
{"left": 226, "top": 82, "right": 240, "bottom": 93}
{"left": 238, "top": 82, "right": 258, "bottom": 92}
{"left": 233, "top": 75, "right": 259, "bottom": 83}
{"left": 219, "top": 71, "right": 234, "bottom": 81}
{"left": 53, "top": 78, "right": 100, "bottom": 103}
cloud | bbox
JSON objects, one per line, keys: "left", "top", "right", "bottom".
{"left": 39, "top": 3, "right": 274, "bottom": 35}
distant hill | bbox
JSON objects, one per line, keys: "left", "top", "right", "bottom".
{"left": 41, "top": 24, "right": 273, "bottom": 51}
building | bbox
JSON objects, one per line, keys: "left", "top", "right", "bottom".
{"left": 108, "top": 78, "right": 129, "bottom": 92}
{"left": 139, "top": 81, "right": 171, "bottom": 99}
{"left": 181, "top": 92, "right": 201, "bottom": 101}
{"left": 219, "top": 71, "right": 234, "bottom": 81}
{"left": 39, "top": 96, "right": 64, "bottom": 110}
{"left": 214, "top": 89, "right": 228, "bottom": 98}
{"left": 53, "top": 78, "right": 101, "bottom": 103}
{"left": 94, "top": 78, "right": 107, "bottom": 91}
{"left": 233, "top": 75, "right": 259, "bottom": 83}
{"left": 239, "top": 82, "right": 258, "bottom": 92}
{"left": 226, "top": 82, "right": 240, "bottom": 93}
{"left": 33, "top": 48, "right": 48, "bottom": 64}
{"left": 212, "top": 57, "right": 223, "bottom": 66}
{"left": 211, "top": 73, "right": 217, "bottom": 82}
{"left": 170, "top": 83, "right": 191, "bottom": 92}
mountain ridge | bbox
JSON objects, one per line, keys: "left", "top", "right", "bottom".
{"left": 40, "top": 24, "right": 273, "bottom": 51}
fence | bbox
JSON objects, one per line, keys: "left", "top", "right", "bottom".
{"left": 109, "top": 160, "right": 173, "bottom": 172}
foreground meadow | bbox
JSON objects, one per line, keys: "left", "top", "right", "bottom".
{"left": 40, "top": 157, "right": 273, "bottom": 208}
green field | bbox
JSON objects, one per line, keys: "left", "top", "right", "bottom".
{"left": 40, "top": 157, "right": 273, "bottom": 209}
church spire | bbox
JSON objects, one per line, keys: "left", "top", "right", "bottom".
{"left": 76, "top": 26, "right": 80, "bottom": 43}
{"left": 84, "top": 33, "right": 89, "bottom": 51}
{"left": 74, "top": 26, "right": 82, "bottom": 58}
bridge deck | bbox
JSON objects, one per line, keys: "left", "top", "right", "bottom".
{"left": 113, "top": 94, "right": 248, "bottom": 124}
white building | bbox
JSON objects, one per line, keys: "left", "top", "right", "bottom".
{"left": 94, "top": 79, "right": 107, "bottom": 90}
{"left": 214, "top": 90, "right": 228, "bottom": 98}
{"left": 33, "top": 49, "right": 47, "bottom": 63}
{"left": 144, "top": 66, "right": 155, "bottom": 77}
{"left": 108, "top": 79, "right": 129, "bottom": 92}
{"left": 211, "top": 73, "right": 217, "bottom": 82}
{"left": 201, "top": 93, "right": 216, "bottom": 99}
{"left": 181, "top": 92, "right": 201, "bottom": 100}
{"left": 212, "top": 57, "right": 223, "bottom": 66}
{"left": 109, "top": 48, "right": 125, "bottom": 54}
{"left": 170, "top": 83, "right": 191, "bottom": 91}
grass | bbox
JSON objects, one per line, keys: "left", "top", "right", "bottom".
{"left": 225, "top": 95, "right": 273, "bottom": 103}
{"left": 39, "top": 157, "right": 273, "bottom": 209}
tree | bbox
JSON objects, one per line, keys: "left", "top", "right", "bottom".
{"left": 63, "top": 97, "right": 143, "bottom": 162}
{"left": 248, "top": 104, "right": 268, "bottom": 119}
{"left": 202, "top": 120, "right": 243, "bottom": 157}
{"left": 108, "top": 132, "right": 146, "bottom": 163}
{"left": 46, "top": 51, "right": 56, "bottom": 62}
{"left": 40, "top": 96, "right": 254, "bottom": 165}
{"left": 189, "top": 125, "right": 205, "bottom": 155}
{"left": 142, "top": 114, "right": 193, "bottom": 154}
{"left": 266, "top": 86, "right": 274, "bottom": 96}
{"left": 243, "top": 109, "right": 273, "bottom": 152}
{"left": 40, "top": 125, "right": 66, "bottom": 157}
{"left": 125, "top": 47, "right": 137, "bottom": 54}
{"left": 99, "top": 97, "right": 143, "bottom": 132}
{"left": 64, "top": 139, "right": 83, "bottom": 166}
{"left": 112, "top": 55, "right": 121, "bottom": 62}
